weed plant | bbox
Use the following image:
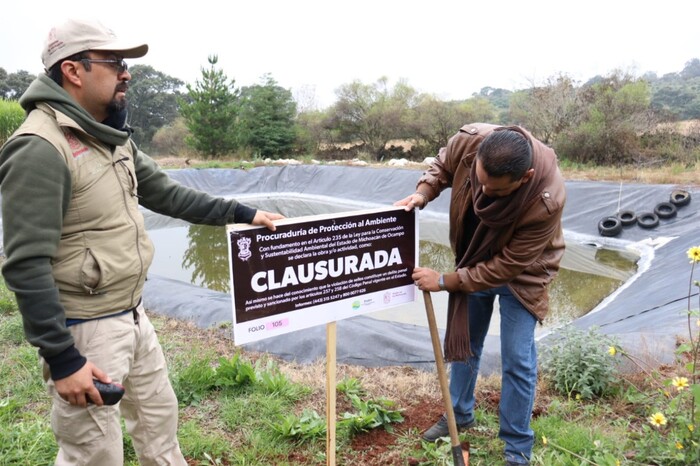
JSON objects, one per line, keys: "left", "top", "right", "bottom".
{"left": 269, "top": 377, "right": 404, "bottom": 441}
{"left": 611, "top": 245, "right": 700, "bottom": 465}
{"left": 539, "top": 325, "right": 619, "bottom": 399}
{"left": 530, "top": 245, "right": 700, "bottom": 465}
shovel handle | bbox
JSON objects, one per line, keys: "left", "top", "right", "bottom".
{"left": 423, "top": 290, "right": 468, "bottom": 465}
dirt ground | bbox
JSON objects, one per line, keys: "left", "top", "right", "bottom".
{"left": 349, "top": 397, "right": 444, "bottom": 465}
{"left": 162, "top": 317, "right": 487, "bottom": 465}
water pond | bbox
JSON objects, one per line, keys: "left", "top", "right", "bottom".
{"left": 147, "top": 220, "right": 637, "bottom": 333}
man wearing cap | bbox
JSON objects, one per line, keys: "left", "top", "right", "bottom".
{"left": 0, "top": 18, "right": 283, "bottom": 465}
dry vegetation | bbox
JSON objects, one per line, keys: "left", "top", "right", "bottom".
{"left": 153, "top": 155, "right": 699, "bottom": 188}
{"left": 559, "top": 164, "right": 699, "bottom": 186}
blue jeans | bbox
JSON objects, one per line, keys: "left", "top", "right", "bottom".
{"left": 449, "top": 285, "right": 537, "bottom": 464}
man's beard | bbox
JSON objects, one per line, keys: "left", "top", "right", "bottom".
{"left": 102, "top": 97, "right": 129, "bottom": 131}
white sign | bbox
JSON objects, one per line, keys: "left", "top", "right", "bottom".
{"left": 227, "top": 206, "right": 418, "bottom": 344}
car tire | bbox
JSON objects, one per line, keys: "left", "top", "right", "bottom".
{"left": 598, "top": 216, "right": 622, "bottom": 237}
{"left": 670, "top": 189, "right": 691, "bottom": 207}
{"left": 617, "top": 210, "right": 637, "bottom": 226}
{"left": 637, "top": 211, "right": 660, "bottom": 229}
{"left": 654, "top": 201, "right": 677, "bottom": 219}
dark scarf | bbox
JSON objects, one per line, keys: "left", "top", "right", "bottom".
{"left": 443, "top": 134, "right": 551, "bottom": 361}
{"left": 20, "top": 75, "right": 131, "bottom": 147}
{"left": 102, "top": 107, "right": 131, "bottom": 133}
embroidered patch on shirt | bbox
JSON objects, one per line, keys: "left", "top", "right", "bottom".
{"left": 63, "top": 129, "right": 89, "bottom": 158}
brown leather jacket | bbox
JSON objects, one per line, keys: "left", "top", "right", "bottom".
{"left": 416, "top": 123, "right": 566, "bottom": 321}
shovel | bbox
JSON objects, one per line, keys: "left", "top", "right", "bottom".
{"left": 423, "top": 290, "right": 469, "bottom": 466}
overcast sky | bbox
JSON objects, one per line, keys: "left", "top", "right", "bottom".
{"left": 3, "top": 0, "right": 699, "bottom": 109}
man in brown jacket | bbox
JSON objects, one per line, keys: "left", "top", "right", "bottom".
{"left": 395, "top": 123, "right": 566, "bottom": 465}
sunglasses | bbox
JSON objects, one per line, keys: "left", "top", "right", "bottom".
{"left": 80, "top": 58, "right": 128, "bottom": 74}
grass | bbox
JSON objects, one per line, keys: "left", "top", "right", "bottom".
{"left": 1, "top": 276, "right": 698, "bottom": 465}
{"left": 0, "top": 294, "right": 428, "bottom": 465}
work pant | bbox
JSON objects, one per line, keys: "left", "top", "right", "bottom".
{"left": 449, "top": 285, "right": 538, "bottom": 465}
{"left": 43, "top": 303, "right": 187, "bottom": 466}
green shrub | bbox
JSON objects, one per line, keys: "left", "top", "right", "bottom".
{"left": 270, "top": 408, "right": 327, "bottom": 443}
{"left": 0, "top": 99, "right": 24, "bottom": 146}
{"left": 539, "top": 326, "right": 619, "bottom": 399}
{"left": 213, "top": 353, "right": 256, "bottom": 389}
{"left": 172, "top": 356, "right": 217, "bottom": 405}
{"left": 338, "top": 393, "right": 404, "bottom": 434}
{"left": 150, "top": 117, "right": 191, "bottom": 156}
{"left": 255, "top": 360, "right": 309, "bottom": 400}
{"left": 336, "top": 377, "right": 365, "bottom": 397}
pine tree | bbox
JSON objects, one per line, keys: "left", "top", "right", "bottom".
{"left": 238, "top": 74, "right": 297, "bottom": 158}
{"left": 178, "top": 55, "right": 239, "bottom": 157}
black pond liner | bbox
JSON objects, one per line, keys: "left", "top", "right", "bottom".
{"left": 3, "top": 165, "right": 696, "bottom": 374}
{"left": 136, "top": 166, "right": 700, "bottom": 374}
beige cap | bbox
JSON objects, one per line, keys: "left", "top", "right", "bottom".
{"left": 42, "top": 18, "right": 148, "bottom": 70}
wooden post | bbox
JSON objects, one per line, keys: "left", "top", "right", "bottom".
{"left": 326, "top": 321, "right": 337, "bottom": 466}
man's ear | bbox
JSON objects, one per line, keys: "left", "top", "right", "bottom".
{"left": 521, "top": 168, "right": 535, "bottom": 184}
{"left": 60, "top": 60, "right": 83, "bottom": 87}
